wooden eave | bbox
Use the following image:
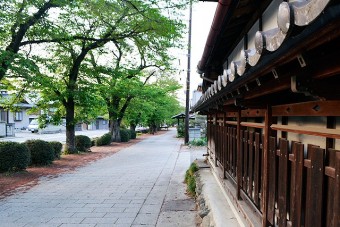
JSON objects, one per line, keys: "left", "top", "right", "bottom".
{"left": 194, "top": 4, "right": 340, "bottom": 113}
{"left": 201, "top": 0, "right": 272, "bottom": 89}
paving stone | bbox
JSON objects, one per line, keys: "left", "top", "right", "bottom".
{"left": 48, "top": 217, "right": 84, "bottom": 224}
{"left": 81, "top": 217, "right": 118, "bottom": 224}
{"left": 0, "top": 130, "right": 197, "bottom": 227}
{"left": 72, "top": 212, "right": 106, "bottom": 218}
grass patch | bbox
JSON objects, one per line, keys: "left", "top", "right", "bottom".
{"left": 185, "top": 162, "right": 199, "bottom": 197}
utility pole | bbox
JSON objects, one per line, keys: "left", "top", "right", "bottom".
{"left": 185, "top": 0, "right": 192, "bottom": 144}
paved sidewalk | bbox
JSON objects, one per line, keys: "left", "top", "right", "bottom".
{"left": 0, "top": 129, "right": 196, "bottom": 227}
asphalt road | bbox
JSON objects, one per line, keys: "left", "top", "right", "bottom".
{"left": 0, "top": 129, "right": 110, "bottom": 143}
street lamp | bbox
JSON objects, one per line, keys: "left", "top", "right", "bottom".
{"left": 184, "top": 0, "right": 192, "bottom": 144}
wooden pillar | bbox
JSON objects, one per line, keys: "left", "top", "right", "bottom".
{"left": 215, "top": 112, "right": 218, "bottom": 167}
{"left": 262, "top": 104, "right": 272, "bottom": 227}
{"left": 237, "top": 109, "right": 242, "bottom": 199}
{"left": 223, "top": 112, "right": 227, "bottom": 179}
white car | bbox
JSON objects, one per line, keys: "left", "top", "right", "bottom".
{"left": 27, "top": 119, "right": 65, "bottom": 134}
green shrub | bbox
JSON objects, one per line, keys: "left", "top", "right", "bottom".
{"left": 24, "top": 140, "right": 54, "bottom": 166}
{"left": 130, "top": 130, "right": 136, "bottom": 139}
{"left": 188, "top": 137, "right": 207, "bottom": 146}
{"left": 0, "top": 142, "right": 30, "bottom": 172}
{"left": 95, "top": 133, "right": 112, "bottom": 146}
{"left": 177, "top": 122, "right": 184, "bottom": 138}
{"left": 49, "top": 141, "right": 63, "bottom": 159}
{"left": 75, "top": 135, "right": 92, "bottom": 152}
{"left": 120, "top": 129, "right": 130, "bottom": 142}
{"left": 91, "top": 138, "right": 97, "bottom": 147}
{"left": 185, "top": 162, "right": 199, "bottom": 197}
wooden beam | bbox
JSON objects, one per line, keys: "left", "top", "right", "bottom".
{"left": 271, "top": 124, "right": 340, "bottom": 139}
{"left": 241, "top": 109, "right": 266, "bottom": 117}
{"left": 240, "top": 122, "right": 265, "bottom": 129}
{"left": 272, "top": 101, "right": 340, "bottom": 116}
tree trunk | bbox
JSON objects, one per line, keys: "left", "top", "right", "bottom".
{"left": 109, "top": 111, "right": 114, "bottom": 135}
{"left": 64, "top": 99, "right": 77, "bottom": 153}
{"left": 130, "top": 123, "right": 136, "bottom": 133}
{"left": 112, "top": 119, "right": 121, "bottom": 142}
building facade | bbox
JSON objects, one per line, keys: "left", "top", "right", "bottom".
{"left": 193, "top": 0, "right": 340, "bottom": 226}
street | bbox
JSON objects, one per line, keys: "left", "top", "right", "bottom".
{"left": 0, "top": 129, "right": 197, "bottom": 226}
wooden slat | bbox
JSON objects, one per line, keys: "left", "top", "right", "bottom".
{"left": 233, "top": 127, "right": 237, "bottom": 178}
{"left": 226, "top": 120, "right": 238, "bottom": 125}
{"left": 272, "top": 100, "right": 340, "bottom": 116}
{"left": 261, "top": 105, "right": 273, "bottom": 227}
{"left": 228, "top": 127, "right": 232, "bottom": 173}
{"left": 327, "top": 149, "right": 340, "bottom": 227}
{"left": 305, "top": 145, "right": 325, "bottom": 227}
{"left": 237, "top": 111, "right": 242, "bottom": 199}
{"left": 290, "top": 142, "right": 304, "bottom": 227}
{"left": 223, "top": 127, "right": 227, "bottom": 178}
{"left": 254, "top": 132, "right": 261, "bottom": 206}
{"left": 248, "top": 132, "right": 254, "bottom": 201}
{"left": 241, "top": 122, "right": 265, "bottom": 129}
{"left": 271, "top": 124, "right": 340, "bottom": 139}
{"left": 237, "top": 127, "right": 243, "bottom": 200}
{"left": 267, "top": 136, "right": 277, "bottom": 225}
{"left": 289, "top": 143, "right": 297, "bottom": 227}
{"left": 243, "top": 131, "right": 249, "bottom": 192}
{"left": 278, "top": 139, "right": 289, "bottom": 227}
{"left": 333, "top": 152, "right": 340, "bottom": 227}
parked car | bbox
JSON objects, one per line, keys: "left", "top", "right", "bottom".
{"left": 27, "top": 119, "right": 65, "bottom": 134}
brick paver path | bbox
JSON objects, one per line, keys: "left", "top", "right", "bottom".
{"left": 0, "top": 129, "right": 194, "bottom": 227}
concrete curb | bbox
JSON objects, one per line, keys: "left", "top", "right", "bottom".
{"left": 195, "top": 159, "right": 246, "bottom": 227}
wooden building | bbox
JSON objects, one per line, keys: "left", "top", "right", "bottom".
{"left": 192, "top": 0, "right": 340, "bottom": 226}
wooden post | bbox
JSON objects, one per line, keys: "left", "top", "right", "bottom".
{"left": 333, "top": 152, "right": 340, "bottom": 227}
{"left": 223, "top": 112, "right": 227, "bottom": 179}
{"left": 262, "top": 104, "right": 272, "bottom": 227}
{"left": 237, "top": 109, "right": 242, "bottom": 199}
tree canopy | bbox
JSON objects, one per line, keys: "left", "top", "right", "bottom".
{"left": 1, "top": 0, "right": 187, "bottom": 150}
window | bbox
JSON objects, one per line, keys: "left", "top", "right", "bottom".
{"left": 14, "top": 111, "right": 23, "bottom": 121}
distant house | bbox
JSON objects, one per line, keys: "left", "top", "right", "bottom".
{"left": 75, "top": 117, "right": 109, "bottom": 131}
{"left": 0, "top": 91, "right": 37, "bottom": 131}
{"left": 190, "top": 84, "right": 202, "bottom": 108}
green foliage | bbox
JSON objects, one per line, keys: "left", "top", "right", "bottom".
{"left": 75, "top": 135, "right": 92, "bottom": 152}
{"left": 120, "top": 129, "right": 131, "bottom": 142}
{"left": 0, "top": 142, "right": 30, "bottom": 172}
{"left": 188, "top": 137, "right": 207, "bottom": 146}
{"left": 130, "top": 129, "right": 137, "bottom": 139}
{"left": 177, "top": 122, "right": 185, "bottom": 138}
{"left": 185, "top": 162, "right": 199, "bottom": 197}
{"left": 95, "top": 133, "right": 112, "bottom": 146}
{"left": 24, "top": 140, "right": 54, "bottom": 166}
{"left": 1, "top": 0, "right": 186, "bottom": 152}
{"left": 49, "top": 141, "right": 63, "bottom": 159}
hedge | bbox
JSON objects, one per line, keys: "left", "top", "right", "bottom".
{"left": 75, "top": 135, "right": 92, "bottom": 152}
{"left": 95, "top": 133, "right": 112, "bottom": 146}
{"left": 49, "top": 141, "right": 63, "bottom": 159}
{"left": 130, "top": 130, "right": 136, "bottom": 139}
{"left": 120, "top": 129, "right": 130, "bottom": 142}
{"left": 24, "top": 140, "right": 54, "bottom": 166}
{"left": 0, "top": 142, "right": 30, "bottom": 172}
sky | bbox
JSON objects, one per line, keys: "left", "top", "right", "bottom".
{"left": 176, "top": 1, "right": 217, "bottom": 105}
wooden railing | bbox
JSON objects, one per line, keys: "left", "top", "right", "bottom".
{"left": 206, "top": 121, "right": 340, "bottom": 227}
